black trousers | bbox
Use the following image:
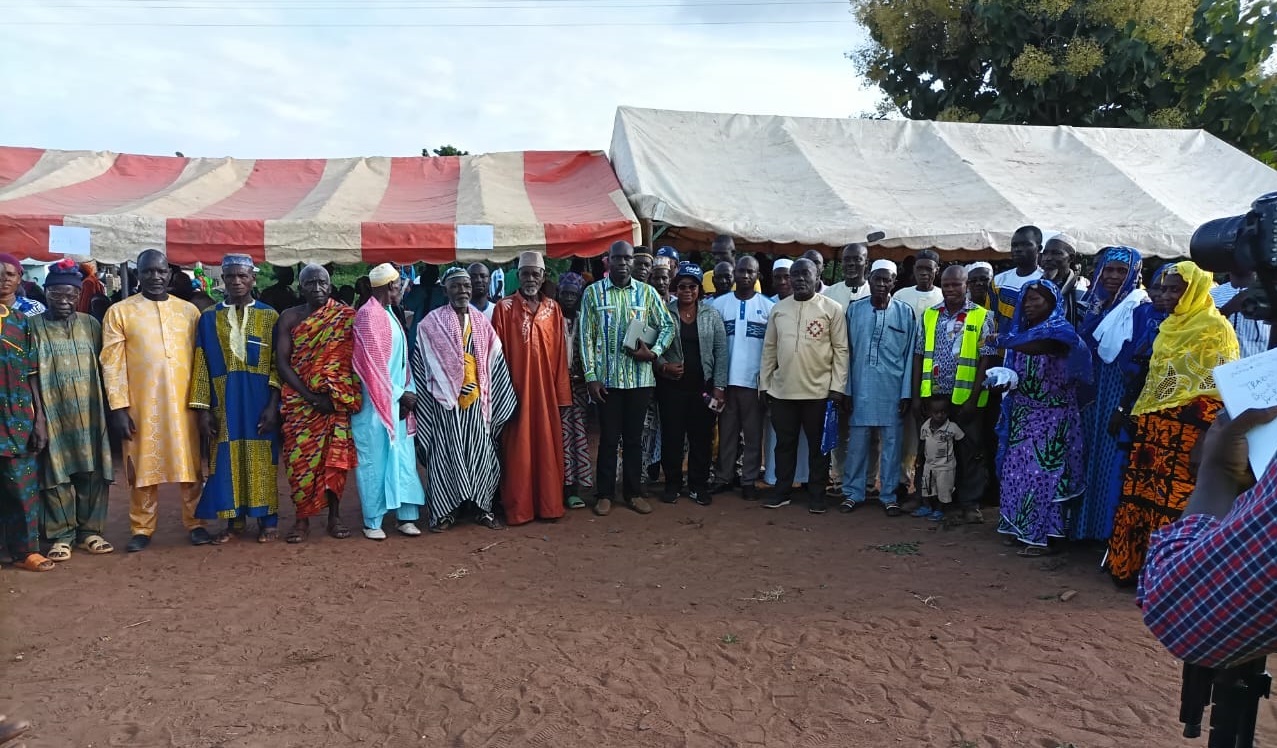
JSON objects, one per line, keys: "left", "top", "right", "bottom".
{"left": 769, "top": 397, "right": 829, "bottom": 501}
{"left": 595, "top": 387, "right": 654, "bottom": 500}
{"left": 657, "top": 384, "right": 716, "bottom": 494}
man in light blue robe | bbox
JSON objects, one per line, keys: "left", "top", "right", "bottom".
{"left": 840, "top": 260, "right": 916, "bottom": 515}
{"left": 351, "top": 263, "right": 426, "bottom": 540}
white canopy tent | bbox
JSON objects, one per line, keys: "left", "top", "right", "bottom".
{"left": 609, "top": 106, "right": 1277, "bottom": 259}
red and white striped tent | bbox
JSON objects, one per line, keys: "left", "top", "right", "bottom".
{"left": 0, "top": 147, "right": 640, "bottom": 265}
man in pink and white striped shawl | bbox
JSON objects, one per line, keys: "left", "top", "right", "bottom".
{"left": 351, "top": 263, "right": 426, "bottom": 540}
{"left": 411, "top": 266, "right": 516, "bottom": 531}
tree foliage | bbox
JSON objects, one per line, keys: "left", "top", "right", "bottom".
{"left": 423, "top": 145, "right": 470, "bottom": 157}
{"left": 850, "top": 0, "right": 1277, "bottom": 164}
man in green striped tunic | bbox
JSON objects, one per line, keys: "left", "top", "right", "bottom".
{"left": 29, "top": 259, "right": 114, "bottom": 561}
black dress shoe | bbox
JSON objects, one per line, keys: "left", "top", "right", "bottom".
{"left": 189, "top": 527, "right": 213, "bottom": 546}
{"left": 126, "top": 534, "right": 151, "bottom": 553}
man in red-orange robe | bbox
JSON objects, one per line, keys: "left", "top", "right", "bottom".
{"left": 491, "top": 251, "right": 572, "bottom": 525}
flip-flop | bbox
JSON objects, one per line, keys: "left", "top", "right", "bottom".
{"left": 566, "top": 495, "right": 586, "bottom": 509}
{"left": 258, "top": 526, "right": 279, "bottom": 543}
{"left": 78, "top": 535, "right": 114, "bottom": 554}
{"left": 15, "top": 553, "right": 55, "bottom": 572}
{"left": 1017, "top": 545, "right": 1057, "bottom": 557}
{"left": 326, "top": 518, "right": 351, "bottom": 540}
{"left": 285, "top": 522, "right": 309, "bottom": 544}
{"left": 47, "top": 542, "right": 72, "bottom": 562}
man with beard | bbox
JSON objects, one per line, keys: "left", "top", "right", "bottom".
{"left": 840, "top": 260, "right": 916, "bottom": 516}
{"left": 1040, "top": 234, "right": 1086, "bottom": 326}
{"left": 492, "top": 252, "right": 571, "bottom": 525}
{"left": 277, "top": 264, "right": 361, "bottom": 543}
{"left": 190, "top": 255, "right": 282, "bottom": 543}
{"left": 30, "top": 259, "right": 114, "bottom": 561}
{"left": 413, "top": 267, "right": 517, "bottom": 531}
{"left": 352, "top": 263, "right": 426, "bottom": 539}
{"left": 557, "top": 272, "right": 592, "bottom": 509}
{"left": 100, "top": 249, "right": 206, "bottom": 552}
{"left": 580, "top": 241, "right": 675, "bottom": 516}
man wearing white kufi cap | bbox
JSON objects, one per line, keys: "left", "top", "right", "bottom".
{"left": 351, "top": 263, "right": 426, "bottom": 540}
{"left": 838, "top": 258, "right": 917, "bottom": 516}
{"left": 491, "top": 251, "right": 572, "bottom": 525}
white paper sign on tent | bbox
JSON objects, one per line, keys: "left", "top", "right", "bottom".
{"left": 1214, "top": 346, "right": 1277, "bottom": 478}
{"left": 48, "top": 225, "right": 91, "bottom": 255}
{"left": 456, "top": 224, "right": 495, "bottom": 251}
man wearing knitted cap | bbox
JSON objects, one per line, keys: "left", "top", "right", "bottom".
{"left": 101, "top": 249, "right": 205, "bottom": 552}
{"left": 352, "top": 263, "right": 426, "bottom": 539}
{"left": 491, "top": 251, "right": 572, "bottom": 525}
{"left": 29, "top": 259, "right": 113, "bottom": 561}
{"left": 189, "top": 255, "right": 283, "bottom": 543}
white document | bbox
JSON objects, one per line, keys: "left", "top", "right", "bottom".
{"left": 456, "top": 224, "right": 494, "bottom": 250}
{"left": 48, "top": 225, "right": 90, "bottom": 255}
{"left": 1213, "top": 346, "right": 1277, "bottom": 477}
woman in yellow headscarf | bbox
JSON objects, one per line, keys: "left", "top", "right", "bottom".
{"left": 1106, "top": 261, "right": 1239, "bottom": 586}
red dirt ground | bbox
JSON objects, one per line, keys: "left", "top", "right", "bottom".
{"left": 2, "top": 474, "right": 1274, "bottom": 747}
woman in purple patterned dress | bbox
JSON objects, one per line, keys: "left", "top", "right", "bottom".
{"left": 993, "top": 280, "right": 1092, "bottom": 556}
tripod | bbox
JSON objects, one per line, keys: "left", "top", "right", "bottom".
{"left": 1179, "top": 658, "right": 1271, "bottom": 747}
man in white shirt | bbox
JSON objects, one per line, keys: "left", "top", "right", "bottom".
{"left": 992, "top": 226, "right": 1044, "bottom": 332}
{"left": 1210, "top": 270, "right": 1272, "bottom": 358}
{"left": 468, "top": 263, "right": 496, "bottom": 321}
{"left": 710, "top": 256, "right": 773, "bottom": 500}
{"left": 890, "top": 250, "right": 943, "bottom": 494}
{"left": 893, "top": 250, "right": 944, "bottom": 321}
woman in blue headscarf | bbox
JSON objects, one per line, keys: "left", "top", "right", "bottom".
{"left": 1071, "top": 246, "right": 1145, "bottom": 541}
{"left": 991, "top": 280, "right": 1092, "bottom": 555}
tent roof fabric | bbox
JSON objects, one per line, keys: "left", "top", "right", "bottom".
{"left": 0, "top": 148, "right": 640, "bottom": 265}
{"left": 609, "top": 106, "right": 1277, "bottom": 259}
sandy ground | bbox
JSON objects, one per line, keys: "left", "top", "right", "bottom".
{"left": 2, "top": 472, "right": 1274, "bottom": 748}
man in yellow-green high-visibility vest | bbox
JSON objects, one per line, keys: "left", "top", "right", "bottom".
{"left": 910, "top": 265, "right": 998, "bottom": 524}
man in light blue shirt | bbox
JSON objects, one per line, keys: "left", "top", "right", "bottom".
{"left": 841, "top": 260, "right": 916, "bottom": 515}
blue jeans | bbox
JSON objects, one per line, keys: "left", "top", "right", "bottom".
{"left": 842, "top": 424, "right": 901, "bottom": 504}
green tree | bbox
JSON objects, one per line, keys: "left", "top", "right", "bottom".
{"left": 423, "top": 145, "right": 470, "bottom": 157}
{"left": 849, "top": 0, "right": 1277, "bottom": 164}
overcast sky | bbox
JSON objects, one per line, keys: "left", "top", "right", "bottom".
{"left": 0, "top": 0, "right": 878, "bottom": 158}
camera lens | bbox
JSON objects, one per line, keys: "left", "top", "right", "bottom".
{"left": 1190, "top": 215, "right": 1249, "bottom": 273}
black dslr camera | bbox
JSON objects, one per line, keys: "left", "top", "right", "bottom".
{"left": 1174, "top": 192, "right": 1276, "bottom": 747}
{"left": 1191, "top": 191, "right": 1277, "bottom": 324}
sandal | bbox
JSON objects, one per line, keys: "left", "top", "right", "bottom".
{"left": 286, "top": 519, "right": 309, "bottom": 544}
{"left": 258, "top": 525, "right": 279, "bottom": 543}
{"left": 78, "top": 535, "right": 114, "bottom": 554}
{"left": 1017, "top": 545, "right": 1058, "bottom": 557}
{"left": 429, "top": 515, "right": 455, "bottom": 533}
{"left": 15, "top": 553, "right": 55, "bottom": 572}
{"left": 326, "top": 517, "right": 351, "bottom": 540}
{"left": 566, "top": 495, "right": 586, "bottom": 510}
{"left": 47, "top": 542, "right": 72, "bottom": 562}
{"left": 476, "top": 512, "right": 504, "bottom": 531}
{"left": 211, "top": 529, "right": 236, "bottom": 545}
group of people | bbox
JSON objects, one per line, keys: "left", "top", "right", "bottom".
{"left": 0, "top": 232, "right": 1264, "bottom": 589}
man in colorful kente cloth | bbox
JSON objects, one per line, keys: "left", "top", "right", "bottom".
{"left": 30, "top": 259, "right": 114, "bottom": 561}
{"left": 190, "top": 255, "right": 282, "bottom": 543}
{"left": 0, "top": 253, "right": 51, "bottom": 572}
{"left": 491, "top": 251, "right": 572, "bottom": 525}
{"left": 276, "top": 264, "right": 360, "bottom": 543}
{"left": 101, "top": 249, "right": 207, "bottom": 553}
{"left": 412, "top": 266, "right": 517, "bottom": 531}
{"left": 352, "top": 263, "right": 426, "bottom": 540}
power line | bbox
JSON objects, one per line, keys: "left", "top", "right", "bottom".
{"left": 2, "top": 1, "right": 843, "bottom": 8}
{"left": 0, "top": 18, "right": 854, "bottom": 27}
